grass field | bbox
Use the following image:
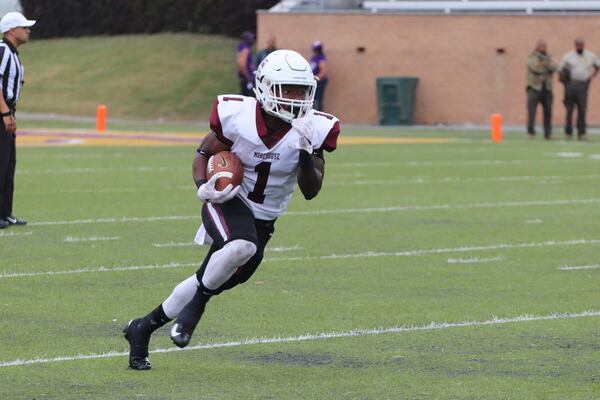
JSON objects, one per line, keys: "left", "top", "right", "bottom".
{"left": 1, "top": 126, "right": 600, "bottom": 399}
{"left": 19, "top": 33, "right": 239, "bottom": 120}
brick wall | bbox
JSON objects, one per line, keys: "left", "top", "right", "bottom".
{"left": 257, "top": 12, "right": 600, "bottom": 127}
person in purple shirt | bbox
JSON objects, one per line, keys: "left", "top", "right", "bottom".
{"left": 310, "top": 41, "right": 329, "bottom": 111}
{"left": 237, "top": 31, "right": 255, "bottom": 97}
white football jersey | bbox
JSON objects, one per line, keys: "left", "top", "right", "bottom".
{"left": 211, "top": 95, "right": 340, "bottom": 220}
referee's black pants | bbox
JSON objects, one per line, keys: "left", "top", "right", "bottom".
{"left": 0, "top": 124, "right": 16, "bottom": 219}
{"left": 564, "top": 80, "right": 589, "bottom": 137}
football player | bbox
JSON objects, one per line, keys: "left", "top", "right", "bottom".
{"left": 124, "top": 49, "right": 340, "bottom": 370}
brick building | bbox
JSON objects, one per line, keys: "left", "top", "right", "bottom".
{"left": 258, "top": 6, "right": 600, "bottom": 126}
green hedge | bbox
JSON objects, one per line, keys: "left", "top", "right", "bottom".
{"left": 20, "top": 0, "right": 278, "bottom": 38}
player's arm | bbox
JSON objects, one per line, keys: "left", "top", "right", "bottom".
{"left": 192, "top": 131, "right": 231, "bottom": 188}
{"left": 297, "top": 149, "right": 324, "bottom": 200}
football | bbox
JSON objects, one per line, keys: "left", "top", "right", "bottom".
{"left": 206, "top": 151, "right": 244, "bottom": 191}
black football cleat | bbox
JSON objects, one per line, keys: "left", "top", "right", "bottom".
{"left": 6, "top": 216, "right": 26, "bottom": 226}
{"left": 129, "top": 356, "right": 151, "bottom": 370}
{"left": 170, "top": 322, "right": 192, "bottom": 348}
{"left": 123, "top": 319, "right": 152, "bottom": 370}
{"left": 0, "top": 219, "right": 8, "bottom": 229}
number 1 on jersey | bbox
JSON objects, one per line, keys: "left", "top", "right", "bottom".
{"left": 247, "top": 162, "right": 271, "bottom": 204}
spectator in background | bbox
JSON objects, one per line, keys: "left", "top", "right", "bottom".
{"left": 237, "top": 31, "right": 255, "bottom": 97}
{"left": 310, "top": 41, "right": 328, "bottom": 111}
{"left": 255, "top": 34, "right": 277, "bottom": 69}
{"left": 526, "top": 39, "right": 556, "bottom": 140}
{"left": 558, "top": 38, "right": 600, "bottom": 141}
{"left": 0, "top": 12, "right": 35, "bottom": 229}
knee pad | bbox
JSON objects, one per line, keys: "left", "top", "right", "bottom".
{"left": 225, "top": 239, "right": 257, "bottom": 266}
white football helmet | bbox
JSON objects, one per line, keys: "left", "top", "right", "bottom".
{"left": 254, "top": 49, "right": 316, "bottom": 123}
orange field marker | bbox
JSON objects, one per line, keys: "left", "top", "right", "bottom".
{"left": 96, "top": 105, "right": 107, "bottom": 132}
{"left": 491, "top": 113, "right": 503, "bottom": 143}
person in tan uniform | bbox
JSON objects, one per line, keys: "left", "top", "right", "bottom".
{"left": 558, "top": 38, "right": 600, "bottom": 140}
{"left": 526, "top": 39, "right": 556, "bottom": 139}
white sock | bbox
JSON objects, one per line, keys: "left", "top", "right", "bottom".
{"left": 161, "top": 275, "right": 200, "bottom": 319}
{"left": 201, "top": 239, "right": 257, "bottom": 290}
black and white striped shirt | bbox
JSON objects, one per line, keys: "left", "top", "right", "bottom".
{"left": 0, "top": 39, "right": 24, "bottom": 110}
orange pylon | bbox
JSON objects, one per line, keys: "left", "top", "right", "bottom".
{"left": 491, "top": 113, "right": 503, "bottom": 143}
{"left": 96, "top": 105, "right": 107, "bottom": 132}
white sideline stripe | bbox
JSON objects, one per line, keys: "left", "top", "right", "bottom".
{"left": 29, "top": 215, "right": 192, "bottom": 226}
{"left": 329, "top": 174, "right": 600, "bottom": 187}
{"left": 153, "top": 241, "right": 195, "bottom": 248}
{"left": 447, "top": 256, "right": 503, "bottom": 264}
{"left": 558, "top": 264, "right": 600, "bottom": 271}
{"left": 553, "top": 152, "right": 583, "bottom": 158}
{"left": 64, "top": 236, "right": 119, "bottom": 243}
{"left": 1, "top": 309, "right": 599, "bottom": 368}
{"left": 1, "top": 238, "right": 598, "bottom": 279}
{"left": 0, "top": 262, "right": 198, "bottom": 279}
{"left": 0, "top": 231, "right": 32, "bottom": 237}
{"left": 25, "top": 198, "right": 600, "bottom": 227}
{"left": 263, "top": 239, "right": 600, "bottom": 262}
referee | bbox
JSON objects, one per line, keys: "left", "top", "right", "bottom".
{"left": 0, "top": 12, "right": 35, "bottom": 229}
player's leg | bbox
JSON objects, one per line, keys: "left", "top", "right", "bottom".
{"left": 123, "top": 258, "right": 209, "bottom": 367}
{"left": 123, "top": 272, "right": 204, "bottom": 369}
{"left": 217, "top": 218, "right": 275, "bottom": 291}
{"left": 171, "top": 197, "right": 258, "bottom": 347}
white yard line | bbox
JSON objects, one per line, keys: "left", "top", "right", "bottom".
{"left": 64, "top": 236, "right": 120, "bottom": 243}
{"left": 447, "top": 256, "right": 504, "bottom": 264}
{"left": 26, "top": 198, "right": 600, "bottom": 227}
{"left": 558, "top": 264, "right": 600, "bottom": 271}
{"left": 552, "top": 152, "right": 583, "bottom": 158}
{"left": 0, "top": 231, "right": 32, "bottom": 237}
{"left": 29, "top": 215, "right": 193, "bottom": 227}
{"left": 264, "top": 239, "right": 600, "bottom": 262}
{"left": 0, "top": 262, "right": 198, "bottom": 279}
{"left": 2, "top": 238, "right": 598, "bottom": 279}
{"left": 0, "top": 309, "right": 598, "bottom": 368}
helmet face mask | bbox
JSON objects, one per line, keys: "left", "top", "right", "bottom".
{"left": 254, "top": 50, "right": 316, "bottom": 123}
